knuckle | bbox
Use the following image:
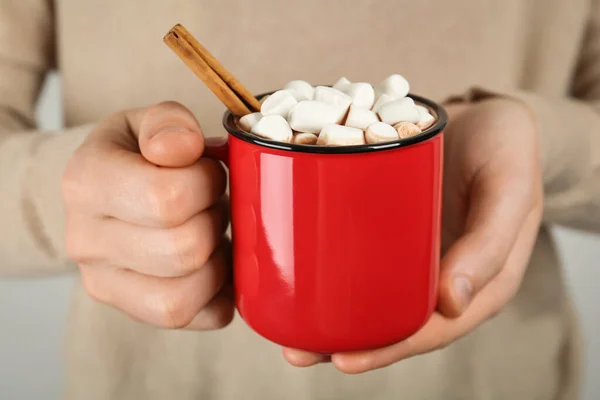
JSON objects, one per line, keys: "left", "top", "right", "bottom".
{"left": 173, "top": 241, "right": 209, "bottom": 276}
{"left": 61, "top": 144, "right": 104, "bottom": 207}
{"left": 61, "top": 156, "right": 85, "bottom": 204}
{"left": 147, "top": 178, "right": 189, "bottom": 227}
{"left": 170, "top": 223, "right": 213, "bottom": 275}
{"left": 153, "top": 291, "right": 195, "bottom": 329}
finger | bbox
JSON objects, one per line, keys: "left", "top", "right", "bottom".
{"left": 282, "top": 348, "right": 331, "bottom": 367}
{"left": 332, "top": 207, "right": 542, "bottom": 374}
{"left": 79, "top": 243, "right": 230, "bottom": 329}
{"left": 137, "top": 101, "right": 206, "bottom": 167}
{"left": 66, "top": 104, "right": 226, "bottom": 227}
{"left": 184, "top": 284, "right": 235, "bottom": 330}
{"left": 64, "top": 147, "right": 227, "bottom": 227}
{"left": 438, "top": 163, "right": 533, "bottom": 317}
{"left": 331, "top": 313, "right": 447, "bottom": 374}
{"left": 124, "top": 287, "right": 236, "bottom": 331}
{"left": 67, "top": 200, "right": 229, "bottom": 277}
{"left": 89, "top": 102, "right": 207, "bottom": 167}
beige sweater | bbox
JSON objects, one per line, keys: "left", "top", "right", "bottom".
{"left": 1, "top": 0, "right": 600, "bottom": 399}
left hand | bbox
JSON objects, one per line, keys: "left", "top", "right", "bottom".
{"left": 282, "top": 97, "right": 544, "bottom": 373}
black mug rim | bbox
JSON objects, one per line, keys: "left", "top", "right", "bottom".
{"left": 222, "top": 90, "right": 448, "bottom": 154}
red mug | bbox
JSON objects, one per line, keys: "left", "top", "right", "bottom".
{"left": 205, "top": 92, "right": 447, "bottom": 353}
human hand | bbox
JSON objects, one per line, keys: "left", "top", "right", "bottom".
{"left": 62, "top": 101, "right": 233, "bottom": 330}
{"left": 283, "top": 97, "right": 543, "bottom": 372}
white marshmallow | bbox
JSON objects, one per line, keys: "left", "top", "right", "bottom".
{"left": 372, "top": 93, "right": 397, "bottom": 113}
{"left": 376, "top": 74, "right": 410, "bottom": 99}
{"left": 332, "top": 77, "right": 352, "bottom": 92}
{"left": 394, "top": 122, "right": 422, "bottom": 139}
{"left": 283, "top": 80, "right": 315, "bottom": 101}
{"left": 313, "top": 86, "right": 353, "bottom": 121}
{"left": 345, "top": 105, "right": 379, "bottom": 130}
{"left": 378, "top": 97, "right": 421, "bottom": 125}
{"left": 345, "top": 83, "right": 375, "bottom": 109}
{"left": 416, "top": 105, "right": 429, "bottom": 115}
{"left": 250, "top": 115, "right": 293, "bottom": 142}
{"left": 238, "top": 112, "right": 263, "bottom": 132}
{"left": 365, "top": 122, "right": 399, "bottom": 144}
{"left": 260, "top": 90, "right": 298, "bottom": 118}
{"left": 288, "top": 100, "right": 343, "bottom": 134}
{"left": 416, "top": 105, "right": 436, "bottom": 130}
{"left": 293, "top": 132, "right": 318, "bottom": 145}
{"left": 417, "top": 110, "right": 436, "bottom": 130}
{"left": 317, "top": 124, "right": 365, "bottom": 146}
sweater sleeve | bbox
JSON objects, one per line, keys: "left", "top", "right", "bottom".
{"left": 447, "top": 1, "right": 600, "bottom": 234}
{"left": 0, "top": 0, "right": 91, "bottom": 276}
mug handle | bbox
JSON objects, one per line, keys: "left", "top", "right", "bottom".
{"left": 203, "top": 136, "right": 229, "bottom": 166}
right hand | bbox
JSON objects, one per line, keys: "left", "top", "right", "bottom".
{"left": 62, "top": 101, "right": 233, "bottom": 330}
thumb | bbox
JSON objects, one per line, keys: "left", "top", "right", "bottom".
{"left": 138, "top": 101, "right": 205, "bottom": 167}
{"left": 438, "top": 164, "right": 529, "bottom": 318}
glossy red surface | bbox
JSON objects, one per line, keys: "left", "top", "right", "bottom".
{"left": 207, "top": 130, "right": 443, "bottom": 353}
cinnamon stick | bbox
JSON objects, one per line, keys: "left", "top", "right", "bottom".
{"left": 164, "top": 29, "right": 252, "bottom": 117}
{"left": 170, "top": 24, "right": 261, "bottom": 113}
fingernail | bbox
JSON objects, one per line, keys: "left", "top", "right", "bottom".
{"left": 453, "top": 276, "right": 473, "bottom": 313}
{"left": 151, "top": 125, "right": 191, "bottom": 140}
